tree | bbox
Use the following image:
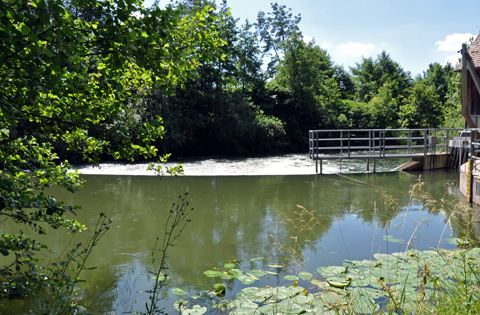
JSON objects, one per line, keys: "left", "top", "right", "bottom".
{"left": 400, "top": 82, "right": 443, "bottom": 128}
{"left": 0, "top": 0, "right": 224, "bottom": 298}
{"left": 255, "top": 2, "right": 301, "bottom": 77}
{"left": 269, "top": 35, "right": 344, "bottom": 147}
{"left": 422, "top": 62, "right": 454, "bottom": 106}
{"left": 351, "top": 51, "right": 412, "bottom": 103}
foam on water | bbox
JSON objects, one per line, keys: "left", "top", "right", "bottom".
{"left": 74, "top": 154, "right": 403, "bottom": 176}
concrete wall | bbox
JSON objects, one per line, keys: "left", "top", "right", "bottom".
{"left": 423, "top": 153, "right": 449, "bottom": 170}
{"left": 459, "top": 161, "right": 480, "bottom": 205}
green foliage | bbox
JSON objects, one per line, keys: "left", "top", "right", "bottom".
{"left": 255, "top": 2, "right": 302, "bottom": 77}
{"left": 367, "top": 82, "right": 401, "bottom": 128}
{"left": 37, "top": 213, "right": 111, "bottom": 314}
{"left": 132, "top": 3, "right": 464, "bottom": 156}
{"left": 268, "top": 36, "right": 346, "bottom": 147}
{"left": 400, "top": 82, "right": 444, "bottom": 128}
{"left": 0, "top": 0, "right": 224, "bottom": 299}
{"left": 351, "top": 51, "right": 413, "bottom": 103}
{"left": 422, "top": 62, "right": 455, "bottom": 105}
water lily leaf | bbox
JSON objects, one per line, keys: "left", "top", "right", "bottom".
{"left": 383, "top": 235, "right": 404, "bottom": 243}
{"left": 213, "top": 283, "right": 226, "bottom": 296}
{"left": 173, "top": 299, "right": 188, "bottom": 311}
{"left": 265, "top": 271, "right": 278, "bottom": 275}
{"left": 229, "top": 268, "right": 244, "bottom": 278}
{"left": 179, "top": 305, "right": 207, "bottom": 315}
{"left": 351, "top": 277, "right": 370, "bottom": 287}
{"left": 238, "top": 275, "right": 256, "bottom": 285}
{"left": 448, "top": 237, "right": 470, "bottom": 245}
{"left": 224, "top": 263, "right": 236, "bottom": 269}
{"left": 284, "top": 275, "right": 299, "bottom": 281}
{"left": 298, "top": 271, "right": 313, "bottom": 280}
{"left": 240, "top": 286, "right": 261, "bottom": 295}
{"left": 326, "top": 278, "right": 350, "bottom": 289}
{"left": 277, "top": 298, "right": 307, "bottom": 314}
{"left": 250, "top": 257, "right": 265, "bottom": 262}
{"left": 153, "top": 272, "right": 170, "bottom": 281}
{"left": 311, "top": 279, "right": 328, "bottom": 289}
{"left": 249, "top": 269, "right": 266, "bottom": 277}
{"left": 268, "top": 264, "right": 283, "bottom": 268}
{"left": 349, "top": 294, "right": 379, "bottom": 314}
{"left": 204, "top": 270, "right": 223, "bottom": 278}
{"left": 318, "top": 291, "right": 347, "bottom": 305}
{"left": 171, "top": 287, "right": 188, "bottom": 296}
{"left": 317, "top": 265, "right": 347, "bottom": 277}
{"left": 219, "top": 272, "right": 234, "bottom": 280}
{"left": 373, "top": 253, "right": 400, "bottom": 263}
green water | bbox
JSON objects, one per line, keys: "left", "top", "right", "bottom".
{"left": 0, "top": 170, "right": 471, "bottom": 313}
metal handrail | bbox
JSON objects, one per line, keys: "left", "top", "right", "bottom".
{"left": 309, "top": 128, "right": 464, "bottom": 160}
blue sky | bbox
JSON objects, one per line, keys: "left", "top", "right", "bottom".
{"left": 149, "top": 0, "right": 480, "bottom": 76}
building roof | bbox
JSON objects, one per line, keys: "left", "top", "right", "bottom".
{"left": 456, "top": 32, "right": 480, "bottom": 71}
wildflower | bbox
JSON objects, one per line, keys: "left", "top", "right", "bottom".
{"left": 409, "top": 252, "right": 414, "bottom": 257}
{"left": 406, "top": 236, "right": 416, "bottom": 249}
{"left": 303, "top": 288, "right": 308, "bottom": 295}
{"left": 292, "top": 281, "right": 298, "bottom": 287}
{"left": 266, "top": 285, "right": 270, "bottom": 288}
{"left": 265, "top": 275, "right": 269, "bottom": 279}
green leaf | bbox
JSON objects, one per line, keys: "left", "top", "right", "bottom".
{"left": 171, "top": 287, "right": 188, "bottom": 296}
{"left": 21, "top": 24, "right": 31, "bottom": 35}
{"left": 224, "top": 262, "right": 236, "bottom": 269}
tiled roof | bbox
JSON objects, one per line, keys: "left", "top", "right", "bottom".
{"left": 457, "top": 32, "right": 480, "bottom": 71}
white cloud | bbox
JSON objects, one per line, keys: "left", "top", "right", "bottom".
{"left": 302, "top": 35, "right": 314, "bottom": 44}
{"left": 319, "top": 41, "right": 333, "bottom": 51}
{"left": 445, "top": 53, "right": 461, "bottom": 66}
{"left": 436, "top": 33, "right": 474, "bottom": 52}
{"left": 336, "top": 42, "right": 376, "bottom": 58}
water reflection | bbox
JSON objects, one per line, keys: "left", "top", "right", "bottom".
{"left": 1, "top": 170, "right": 474, "bottom": 314}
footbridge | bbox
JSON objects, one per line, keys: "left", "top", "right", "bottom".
{"left": 309, "top": 128, "right": 466, "bottom": 173}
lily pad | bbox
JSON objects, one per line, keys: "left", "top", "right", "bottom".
{"left": 249, "top": 269, "right": 266, "bottom": 277}
{"left": 298, "top": 271, "right": 313, "bottom": 280}
{"left": 317, "top": 265, "right": 347, "bottom": 277}
{"left": 204, "top": 270, "right": 224, "bottom": 278}
{"left": 178, "top": 305, "right": 207, "bottom": 315}
{"left": 383, "top": 235, "right": 404, "bottom": 243}
{"left": 238, "top": 274, "right": 256, "bottom": 285}
{"left": 171, "top": 287, "right": 188, "bottom": 296}
{"left": 268, "top": 264, "right": 283, "bottom": 268}
{"left": 229, "top": 268, "right": 244, "bottom": 278}
{"left": 284, "top": 275, "right": 299, "bottom": 281}
{"left": 224, "top": 262, "right": 236, "bottom": 269}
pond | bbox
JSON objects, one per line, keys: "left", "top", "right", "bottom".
{"left": 0, "top": 156, "right": 474, "bottom": 314}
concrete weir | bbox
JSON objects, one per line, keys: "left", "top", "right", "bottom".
{"left": 391, "top": 153, "right": 451, "bottom": 172}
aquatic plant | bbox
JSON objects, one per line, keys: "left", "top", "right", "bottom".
{"left": 140, "top": 192, "right": 194, "bottom": 315}
{"left": 167, "top": 178, "right": 480, "bottom": 314}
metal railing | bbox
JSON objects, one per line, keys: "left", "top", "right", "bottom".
{"left": 309, "top": 128, "right": 464, "bottom": 160}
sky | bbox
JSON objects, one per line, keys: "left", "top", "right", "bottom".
{"left": 148, "top": 0, "right": 480, "bottom": 77}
